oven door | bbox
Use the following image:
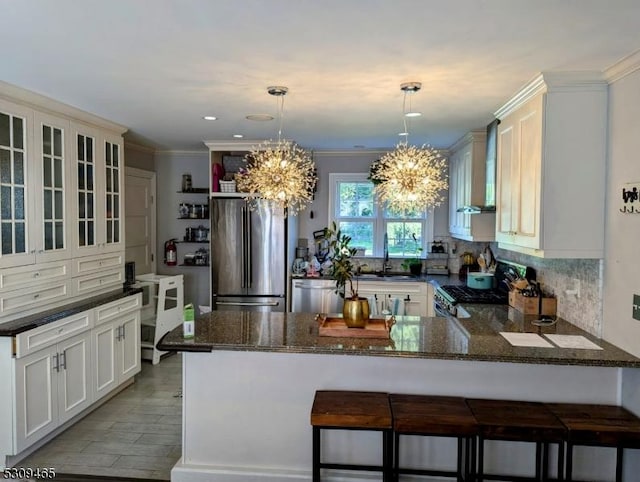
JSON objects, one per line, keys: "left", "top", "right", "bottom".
{"left": 433, "top": 298, "right": 453, "bottom": 317}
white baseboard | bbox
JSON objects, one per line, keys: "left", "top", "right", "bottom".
{"left": 170, "top": 459, "right": 450, "bottom": 482}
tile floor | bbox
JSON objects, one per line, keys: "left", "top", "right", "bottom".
{"left": 18, "top": 354, "right": 182, "bottom": 481}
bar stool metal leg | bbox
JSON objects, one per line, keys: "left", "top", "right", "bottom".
{"left": 312, "top": 427, "right": 320, "bottom": 481}
{"left": 616, "top": 447, "right": 623, "bottom": 482}
{"left": 565, "top": 442, "right": 573, "bottom": 482}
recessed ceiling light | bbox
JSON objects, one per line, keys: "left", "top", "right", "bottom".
{"left": 404, "top": 112, "right": 422, "bottom": 118}
{"left": 398, "top": 132, "right": 409, "bottom": 136}
{"left": 246, "top": 114, "right": 275, "bottom": 121}
{"left": 233, "top": 134, "right": 244, "bottom": 138}
{"left": 203, "top": 116, "right": 217, "bottom": 121}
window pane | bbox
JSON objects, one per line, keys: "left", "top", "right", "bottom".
{"left": 0, "top": 149, "right": 10, "bottom": 183}
{"left": 44, "top": 221, "right": 53, "bottom": 250}
{"left": 338, "top": 221, "right": 374, "bottom": 255}
{"left": 386, "top": 222, "right": 423, "bottom": 257}
{"left": 87, "top": 193, "right": 94, "bottom": 218}
{"left": 338, "top": 182, "right": 374, "bottom": 217}
{"left": 78, "top": 163, "right": 85, "bottom": 190}
{"left": 0, "top": 186, "right": 10, "bottom": 219}
{"left": 0, "top": 114, "right": 9, "bottom": 146}
{"left": 53, "top": 128, "right": 62, "bottom": 157}
{"left": 43, "top": 126, "right": 52, "bottom": 155}
{"left": 105, "top": 142, "right": 112, "bottom": 164}
{"left": 113, "top": 145, "right": 119, "bottom": 167}
{"left": 1, "top": 222, "right": 11, "bottom": 254}
{"left": 54, "top": 158, "right": 63, "bottom": 188}
{"left": 44, "top": 190, "right": 52, "bottom": 220}
{"left": 15, "top": 222, "right": 25, "bottom": 253}
{"left": 113, "top": 220, "right": 119, "bottom": 243}
{"left": 78, "top": 192, "right": 85, "bottom": 219}
{"left": 87, "top": 221, "right": 94, "bottom": 245}
{"left": 79, "top": 221, "right": 85, "bottom": 246}
{"left": 77, "top": 135, "right": 85, "bottom": 161}
{"left": 87, "top": 164, "right": 93, "bottom": 190}
{"left": 113, "top": 194, "right": 119, "bottom": 218}
{"left": 86, "top": 138, "right": 93, "bottom": 162}
{"left": 14, "top": 151, "right": 24, "bottom": 185}
{"left": 14, "top": 187, "right": 24, "bottom": 219}
{"left": 43, "top": 156, "right": 52, "bottom": 187}
{"left": 107, "top": 220, "right": 112, "bottom": 243}
{"left": 385, "top": 204, "right": 423, "bottom": 219}
{"left": 55, "top": 221, "right": 64, "bottom": 249}
{"left": 54, "top": 190, "right": 63, "bottom": 219}
{"left": 106, "top": 167, "right": 112, "bottom": 192}
{"left": 13, "top": 117, "right": 23, "bottom": 150}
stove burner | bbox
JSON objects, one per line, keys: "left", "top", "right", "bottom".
{"left": 438, "top": 285, "right": 508, "bottom": 305}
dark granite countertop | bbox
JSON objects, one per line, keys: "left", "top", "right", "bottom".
{"left": 157, "top": 308, "right": 640, "bottom": 368}
{"left": 0, "top": 286, "right": 143, "bottom": 337}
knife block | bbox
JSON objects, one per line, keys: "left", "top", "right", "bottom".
{"left": 509, "top": 291, "right": 557, "bottom": 316}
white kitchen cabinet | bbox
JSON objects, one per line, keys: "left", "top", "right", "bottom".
{"left": 357, "top": 281, "right": 433, "bottom": 317}
{"left": 92, "top": 296, "right": 141, "bottom": 401}
{"left": 71, "top": 123, "right": 125, "bottom": 258}
{"left": 14, "top": 326, "right": 92, "bottom": 452}
{"left": 495, "top": 72, "right": 608, "bottom": 258}
{"left": 448, "top": 130, "right": 496, "bottom": 242}
{"left": 0, "top": 103, "right": 74, "bottom": 269}
{"left": 0, "top": 83, "right": 127, "bottom": 322}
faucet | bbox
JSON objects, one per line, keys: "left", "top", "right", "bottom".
{"left": 383, "top": 233, "right": 391, "bottom": 272}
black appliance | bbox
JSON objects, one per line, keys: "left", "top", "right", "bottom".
{"left": 124, "top": 261, "right": 136, "bottom": 288}
{"left": 434, "top": 260, "right": 529, "bottom": 317}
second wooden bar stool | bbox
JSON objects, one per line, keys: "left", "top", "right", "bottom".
{"left": 389, "top": 394, "right": 478, "bottom": 481}
{"left": 466, "top": 398, "right": 566, "bottom": 482}
{"left": 310, "top": 390, "right": 393, "bottom": 481}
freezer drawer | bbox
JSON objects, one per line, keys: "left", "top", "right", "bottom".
{"left": 213, "top": 296, "right": 286, "bottom": 312}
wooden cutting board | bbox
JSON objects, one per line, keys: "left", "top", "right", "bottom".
{"left": 317, "top": 315, "right": 394, "bottom": 339}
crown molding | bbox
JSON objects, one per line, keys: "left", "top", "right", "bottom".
{"left": 495, "top": 71, "right": 606, "bottom": 119}
{"left": 312, "top": 148, "right": 390, "bottom": 157}
{"left": 0, "top": 80, "right": 127, "bottom": 135}
{"left": 448, "top": 129, "right": 487, "bottom": 153}
{"left": 124, "top": 141, "right": 156, "bottom": 154}
{"left": 154, "top": 150, "right": 208, "bottom": 160}
{"left": 604, "top": 48, "right": 640, "bottom": 83}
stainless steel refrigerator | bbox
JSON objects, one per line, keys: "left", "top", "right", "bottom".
{"left": 210, "top": 196, "right": 294, "bottom": 312}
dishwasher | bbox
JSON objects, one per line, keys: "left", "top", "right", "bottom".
{"left": 291, "top": 279, "right": 342, "bottom": 314}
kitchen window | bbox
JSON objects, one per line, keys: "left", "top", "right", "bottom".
{"left": 328, "top": 173, "right": 432, "bottom": 258}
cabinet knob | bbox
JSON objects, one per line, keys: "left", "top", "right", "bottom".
{"left": 30, "top": 250, "right": 36, "bottom": 254}
{"left": 33, "top": 272, "right": 40, "bottom": 277}
{"left": 34, "top": 293, "right": 40, "bottom": 299}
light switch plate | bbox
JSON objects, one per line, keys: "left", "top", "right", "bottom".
{"left": 634, "top": 295, "right": 640, "bottom": 321}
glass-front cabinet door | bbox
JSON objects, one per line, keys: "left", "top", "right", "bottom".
{"left": 0, "top": 99, "right": 35, "bottom": 268}
{"left": 104, "top": 135, "right": 123, "bottom": 250}
{"left": 34, "top": 112, "right": 72, "bottom": 263}
{"left": 72, "top": 122, "right": 99, "bottom": 256}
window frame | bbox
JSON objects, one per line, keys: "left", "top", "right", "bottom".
{"left": 328, "top": 173, "right": 433, "bottom": 258}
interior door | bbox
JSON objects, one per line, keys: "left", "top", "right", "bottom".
{"left": 124, "top": 167, "right": 155, "bottom": 275}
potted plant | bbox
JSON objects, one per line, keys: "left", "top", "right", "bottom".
{"left": 325, "top": 222, "right": 369, "bottom": 327}
{"left": 400, "top": 233, "right": 423, "bottom": 276}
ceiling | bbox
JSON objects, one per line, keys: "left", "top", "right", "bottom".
{"left": 2, "top": 0, "right": 640, "bottom": 152}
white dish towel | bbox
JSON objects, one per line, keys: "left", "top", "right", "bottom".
{"left": 366, "top": 295, "right": 378, "bottom": 316}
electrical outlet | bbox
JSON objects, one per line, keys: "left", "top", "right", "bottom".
{"left": 634, "top": 295, "right": 640, "bottom": 321}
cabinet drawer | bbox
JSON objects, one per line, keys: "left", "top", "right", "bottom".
{"left": 73, "top": 253, "right": 124, "bottom": 276}
{"left": 0, "top": 281, "right": 71, "bottom": 317}
{"left": 0, "top": 261, "right": 71, "bottom": 292}
{"left": 73, "top": 268, "right": 123, "bottom": 297}
{"left": 95, "top": 293, "right": 142, "bottom": 326}
{"left": 15, "top": 310, "right": 93, "bottom": 358}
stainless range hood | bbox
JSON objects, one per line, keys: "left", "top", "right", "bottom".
{"left": 457, "top": 118, "right": 500, "bottom": 214}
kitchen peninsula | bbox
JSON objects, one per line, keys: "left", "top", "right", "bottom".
{"left": 159, "top": 310, "right": 640, "bottom": 482}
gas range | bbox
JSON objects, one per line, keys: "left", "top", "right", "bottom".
{"left": 433, "top": 260, "right": 529, "bottom": 317}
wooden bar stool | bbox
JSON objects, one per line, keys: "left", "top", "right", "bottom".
{"left": 546, "top": 403, "right": 640, "bottom": 482}
{"left": 389, "top": 394, "right": 478, "bottom": 481}
{"left": 466, "top": 399, "right": 566, "bottom": 482}
{"left": 310, "top": 390, "right": 393, "bottom": 481}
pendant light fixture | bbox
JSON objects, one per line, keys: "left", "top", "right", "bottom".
{"left": 237, "top": 86, "right": 317, "bottom": 216}
{"left": 372, "top": 82, "right": 448, "bottom": 213}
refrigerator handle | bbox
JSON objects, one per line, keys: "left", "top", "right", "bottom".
{"left": 247, "top": 209, "right": 252, "bottom": 288}
{"left": 241, "top": 205, "right": 247, "bottom": 288}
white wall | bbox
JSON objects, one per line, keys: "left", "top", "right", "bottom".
{"left": 603, "top": 57, "right": 640, "bottom": 357}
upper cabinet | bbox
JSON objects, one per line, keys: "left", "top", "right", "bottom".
{"left": 495, "top": 72, "right": 608, "bottom": 258}
{"left": 71, "top": 122, "right": 124, "bottom": 257}
{"left": 448, "top": 130, "right": 496, "bottom": 242}
{"left": 0, "top": 81, "right": 127, "bottom": 320}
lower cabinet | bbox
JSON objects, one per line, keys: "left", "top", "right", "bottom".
{"left": 2, "top": 292, "right": 141, "bottom": 462}
{"left": 357, "top": 281, "right": 434, "bottom": 317}
{"left": 14, "top": 330, "right": 92, "bottom": 452}
{"left": 92, "top": 309, "right": 140, "bottom": 401}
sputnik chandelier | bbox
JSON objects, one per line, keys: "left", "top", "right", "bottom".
{"left": 371, "top": 82, "right": 448, "bottom": 213}
{"left": 237, "top": 86, "right": 317, "bottom": 216}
